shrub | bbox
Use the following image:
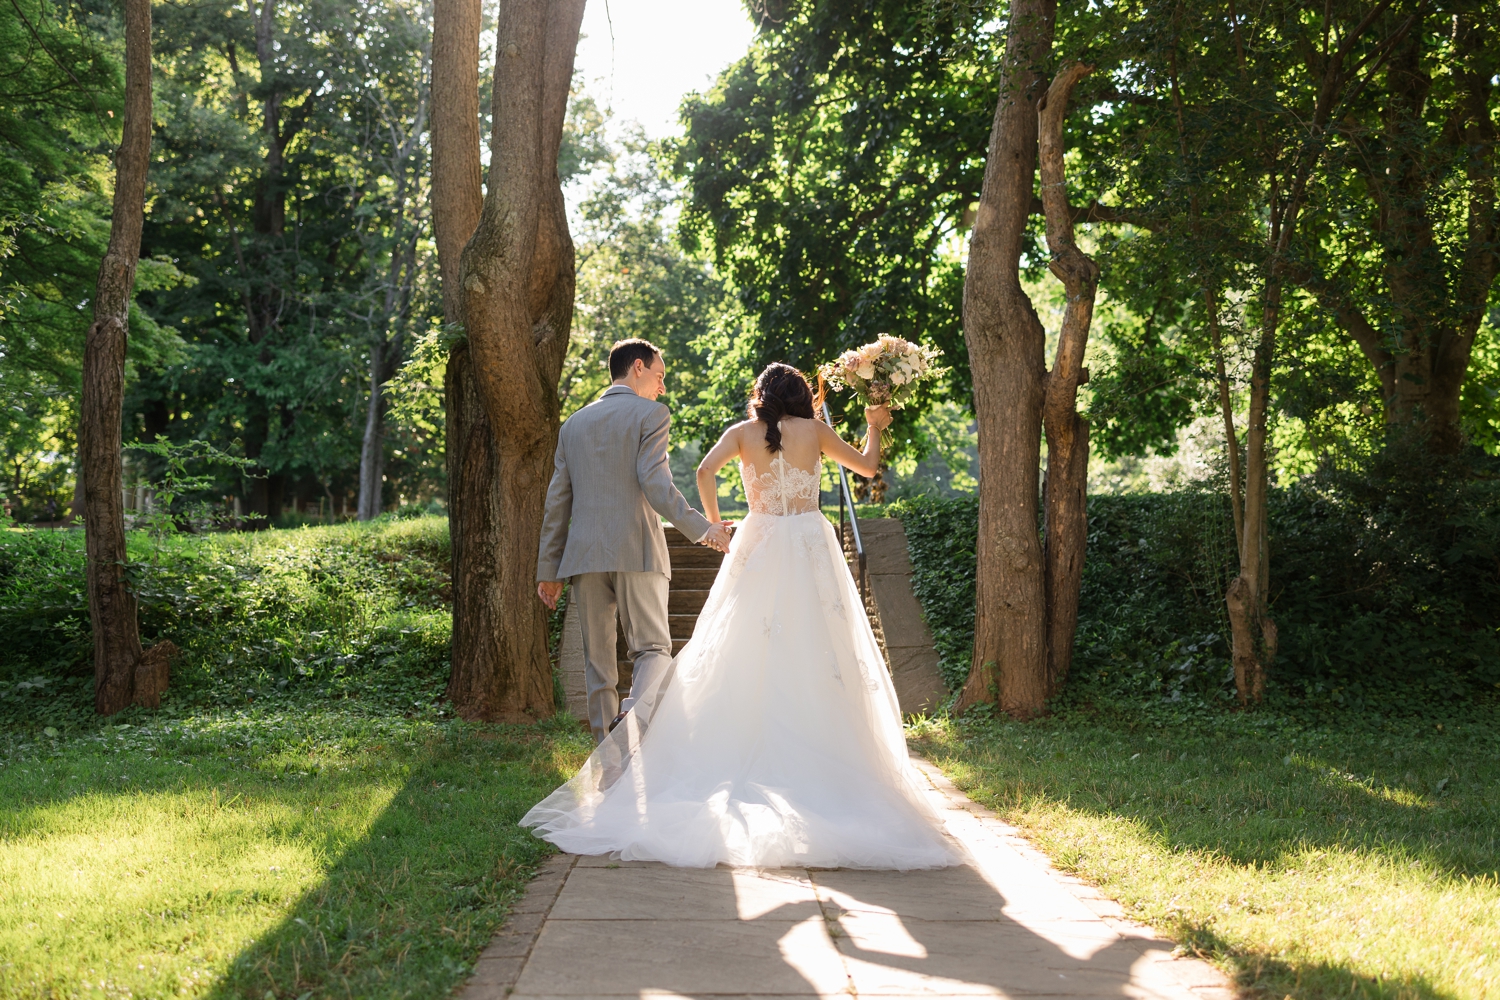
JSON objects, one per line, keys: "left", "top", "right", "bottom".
{"left": 0, "top": 517, "right": 456, "bottom": 730}
{"left": 888, "top": 452, "right": 1500, "bottom": 713}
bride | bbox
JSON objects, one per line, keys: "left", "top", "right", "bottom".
{"left": 521, "top": 363, "right": 959, "bottom": 869}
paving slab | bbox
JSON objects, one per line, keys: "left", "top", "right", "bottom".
{"left": 456, "top": 758, "right": 1238, "bottom": 1000}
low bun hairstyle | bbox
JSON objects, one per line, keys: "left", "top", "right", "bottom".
{"left": 748, "top": 363, "right": 821, "bottom": 453}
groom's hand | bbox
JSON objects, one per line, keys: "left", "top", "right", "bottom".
{"left": 537, "top": 580, "right": 564, "bottom": 610}
{"left": 701, "top": 523, "right": 732, "bottom": 553}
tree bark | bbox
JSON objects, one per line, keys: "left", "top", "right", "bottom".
{"left": 1037, "top": 63, "right": 1097, "bottom": 698}
{"left": 439, "top": 0, "right": 583, "bottom": 721}
{"left": 82, "top": 0, "right": 159, "bottom": 715}
{"left": 1228, "top": 288, "right": 1276, "bottom": 706}
{"left": 954, "top": 0, "right": 1056, "bottom": 719}
{"left": 432, "top": 0, "right": 505, "bottom": 720}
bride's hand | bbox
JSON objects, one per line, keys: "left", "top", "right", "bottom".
{"left": 864, "top": 404, "right": 892, "bottom": 433}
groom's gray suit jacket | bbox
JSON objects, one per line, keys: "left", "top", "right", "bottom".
{"left": 537, "top": 385, "right": 711, "bottom": 582}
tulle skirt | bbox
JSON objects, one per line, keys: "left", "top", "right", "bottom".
{"left": 520, "top": 510, "right": 961, "bottom": 870}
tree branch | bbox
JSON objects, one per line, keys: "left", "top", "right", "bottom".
{"left": 1028, "top": 196, "right": 1159, "bottom": 230}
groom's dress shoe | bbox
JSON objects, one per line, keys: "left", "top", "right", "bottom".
{"left": 609, "top": 712, "right": 628, "bottom": 733}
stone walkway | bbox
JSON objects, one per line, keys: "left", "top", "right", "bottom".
{"left": 458, "top": 759, "right": 1237, "bottom": 1000}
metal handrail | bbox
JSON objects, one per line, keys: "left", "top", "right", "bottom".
{"left": 822, "top": 402, "right": 867, "bottom": 604}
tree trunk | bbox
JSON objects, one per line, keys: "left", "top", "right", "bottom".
{"left": 249, "top": 0, "right": 289, "bottom": 341}
{"left": 82, "top": 0, "right": 158, "bottom": 715}
{"left": 954, "top": 0, "right": 1056, "bottom": 719}
{"left": 432, "top": 0, "right": 505, "bottom": 718}
{"left": 1037, "top": 63, "right": 1097, "bottom": 699}
{"left": 1226, "top": 287, "right": 1276, "bottom": 706}
{"left": 1379, "top": 13, "right": 1494, "bottom": 454}
{"left": 1221, "top": 5, "right": 1398, "bottom": 706}
{"left": 357, "top": 339, "right": 386, "bottom": 520}
{"left": 447, "top": 0, "right": 583, "bottom": 722}
{"left": 432, "top": 0, "right": 579, "bottom": 722}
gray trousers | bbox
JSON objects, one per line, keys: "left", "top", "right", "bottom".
{"left": 571, "top": 570, "right": 672, "bottom": 743}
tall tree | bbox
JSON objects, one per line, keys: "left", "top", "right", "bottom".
{"left": 1212, "top": 1, "right": 1408, "bottom": 703}
{"left": 953, "top": 0, "right": 1057, "bottom": 718}
{"left": 1292, "top": 6, "right": 1498, "bottom": 454}
{"left": 441, "top": 0, "right": 584, "bottom": 721}
{"left": 139, "top": 0, "right": 440, "bottom": 521}
{"left": 81, "top": 0, "right": 167, "bottom": 713}
{"left": 429, "top": 0, "right": 509, "bottom": 717}
{"left": 356, "top": 19, "right": 432, "bottom": 520}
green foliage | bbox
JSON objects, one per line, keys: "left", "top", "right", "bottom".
{"left": 0, "top": 0, "right": 186, "bottom": 522}
{"left": 673, "top": 0, "right": 988, "bottom": 448}
{"left": 889, "top": 456, "right": 1500, "bottom": 711}
{"left": 884, "top": 494, "right": 978, "bottom": 692}
{"left": 0, "top": 518, "right": 458, "bottom": 730}
{"left": 0, "top": 516, "right": 594, "bottom": 997}
{"left": 1083, "top": 300, "right": 1203, "bottom": 460}
{"left": 135, "top": 0, "right": 439, "bottom": 511}
{"left": 560, "top": 129, "right": 735, "bottom": 433}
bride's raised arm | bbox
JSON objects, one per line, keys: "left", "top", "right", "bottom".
{"left": 815, "top": 405, "right": 891, "bottom": 478}
{"left": 695, "top": 424, "right": 744, "bottom": 525}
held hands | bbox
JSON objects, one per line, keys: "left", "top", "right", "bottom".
{"left": 701, "top": 521, "right": 734, "bottom": 553}
{"left": 864, "top": 404, "right": 893, "bottom": 434}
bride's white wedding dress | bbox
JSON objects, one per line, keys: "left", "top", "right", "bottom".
{"left": 520, "top": 455, "right": 960, "bottom": 869}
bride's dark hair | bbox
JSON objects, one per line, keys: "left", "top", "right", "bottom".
{"left": 748, "top": 363, "right": 822, "bottom": 453}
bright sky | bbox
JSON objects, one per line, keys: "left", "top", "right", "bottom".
{"left": 574, "top": 0, "right": 758, "bottom": 139}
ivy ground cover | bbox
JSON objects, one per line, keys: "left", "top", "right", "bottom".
{"left": 0, "top": 519, "right": 591, "bottom": 999}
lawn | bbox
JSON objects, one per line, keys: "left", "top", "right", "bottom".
{"left": 891, "top": 486, "right": 1500, "bottom": 999}
{"left": 0, "top": 519, "right": 592, "bottom": 999}
{"left": 912, "top": 708, "right": 1500, "bottom": 1000}
{"left": 4, "top": 515, "right": 1499, "bottom": 1000}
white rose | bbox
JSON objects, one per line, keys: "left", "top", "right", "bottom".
{"left": 890, "top": 370, "right": 909, "bottom": 385}
{"left": 856, "top": 362, "right": 875, "bottom": 380}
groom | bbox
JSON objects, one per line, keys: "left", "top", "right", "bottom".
{"left": 536, "top": 338, "right": 732, "bottom": 743}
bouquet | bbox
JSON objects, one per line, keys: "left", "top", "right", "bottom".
{"left": 817, "top": 335, "right": 946, "bottom": 410}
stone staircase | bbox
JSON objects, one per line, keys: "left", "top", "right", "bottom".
{"left": 610, "top": 526, "right": 722, "bottom": 696}
{"left": 559, "top": 518, "right": 945, "bottom": 719}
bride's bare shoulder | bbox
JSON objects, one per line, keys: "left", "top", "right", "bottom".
{"left": 724, "top": 419, "right": 757, "bottom": 439}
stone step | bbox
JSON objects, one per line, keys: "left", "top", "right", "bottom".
{"left": 667, "top": 544, "right": 723, "bottom": 569}
{"left": 668, "top": 589, "right": 711, "bottom": 616}
{"left": 669, "top": 567, "right": 719, "bottom": 590}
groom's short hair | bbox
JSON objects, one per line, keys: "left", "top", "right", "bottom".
{"left": 609, "top": 338, "right": 662, "bottom": 379}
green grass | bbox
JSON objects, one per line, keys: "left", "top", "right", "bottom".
{"left": 0, "top": 711, "right": 590, "bottom": 999}
{"left": 911, "top": 708, "right": 1500, "bottom": 1000}
{"left": 0, "top": 517, "right": 593, "bottom": 999}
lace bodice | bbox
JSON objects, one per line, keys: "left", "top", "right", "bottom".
{"left": 742, "top": 455, "right": 821, "bottom": 516}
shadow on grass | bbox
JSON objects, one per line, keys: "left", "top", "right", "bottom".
{"left": 920, "top": 718, "right": 1500, "bottom": 883}
{"left": 186, "top": 719, "right": 584, "bottom": 1000}
{"left": 913, "top": 716, "right": 1498, "bottom": 1000}
{"left": 1174, "top": 919, "right": 1459, "bottom": 1000}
